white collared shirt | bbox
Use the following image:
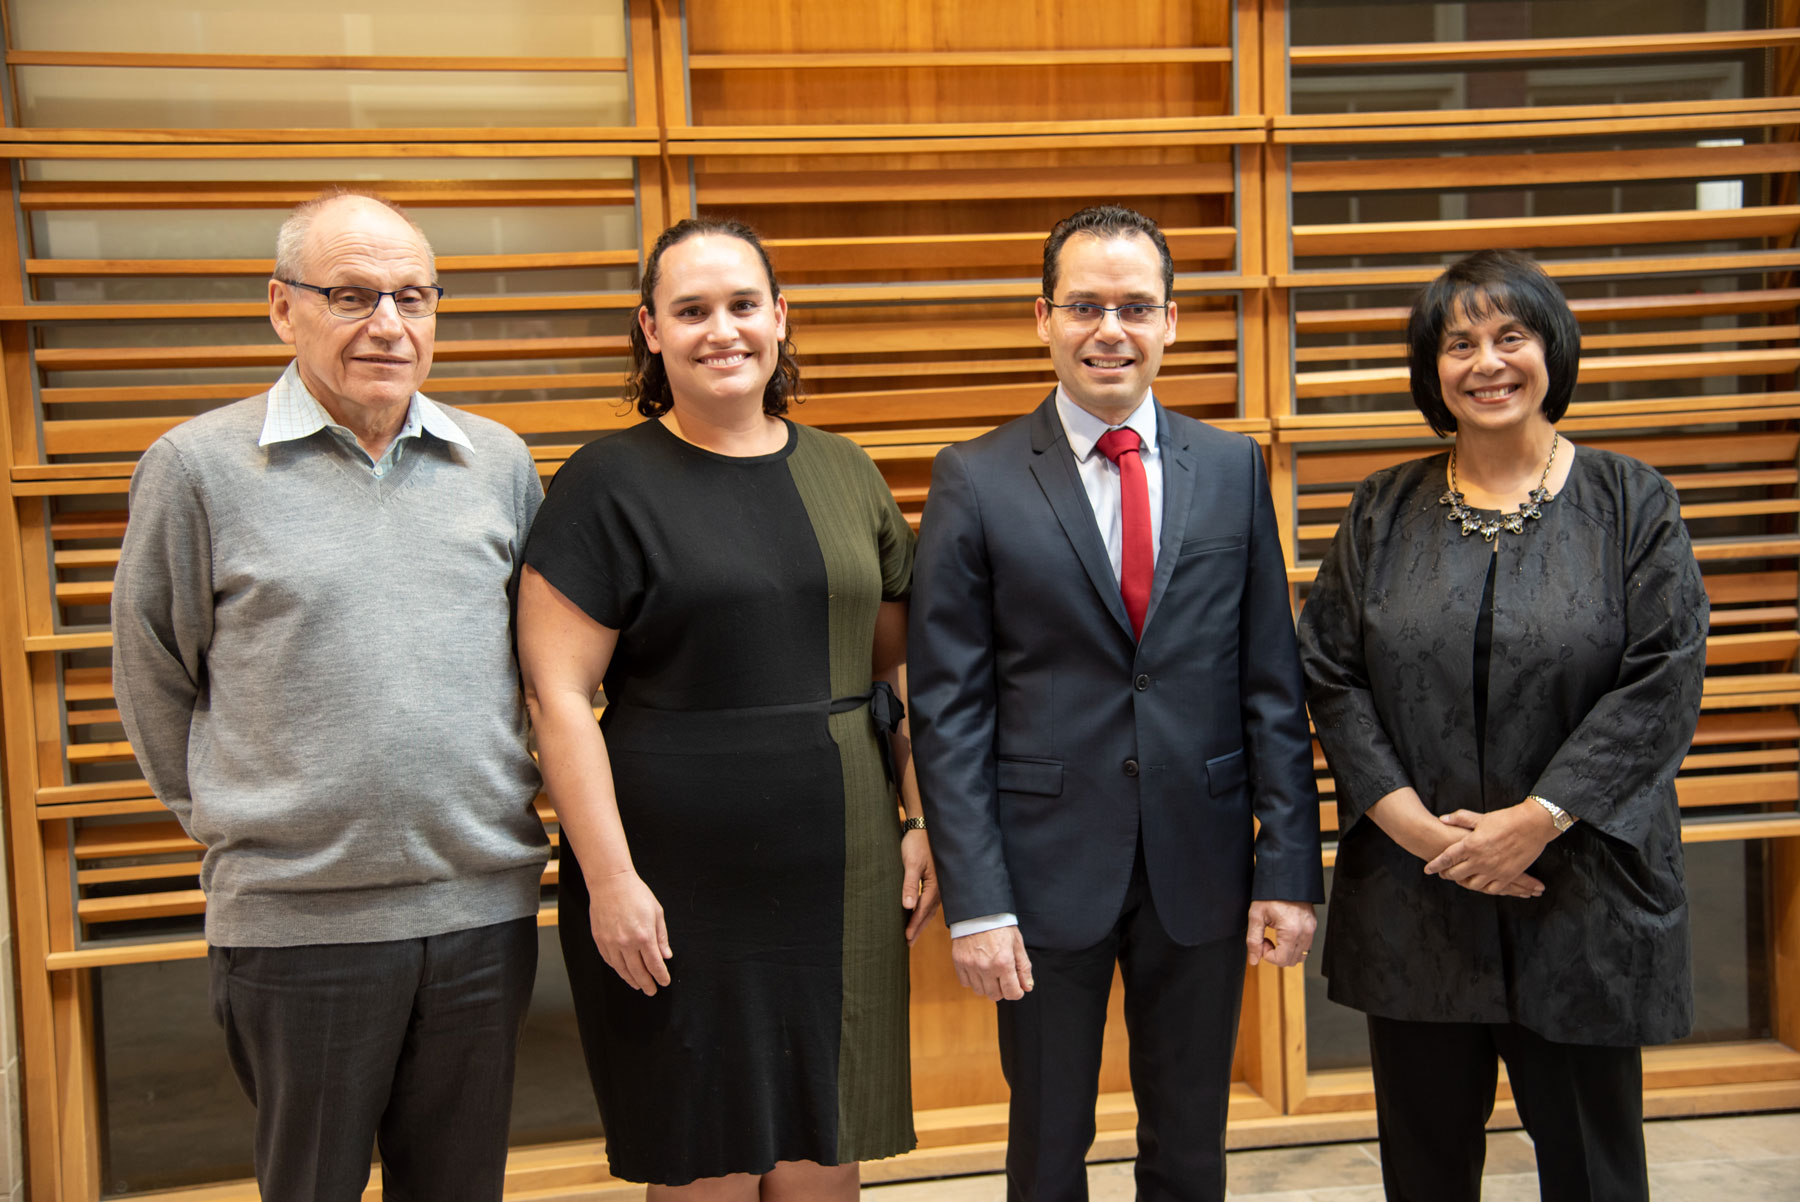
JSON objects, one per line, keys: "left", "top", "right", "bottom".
{"left": 1053, "top": 386, "right": 1165, "bottom": 582}
{"left": 948, "top": 386, "right": 1164, "bottom": 942}
{"left": 258, "top": 363, "right": 472, "bottom": 476}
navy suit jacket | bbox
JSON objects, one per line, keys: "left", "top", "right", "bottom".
{"left": 908, "top": 394, "right": 1324, "bottom": 951}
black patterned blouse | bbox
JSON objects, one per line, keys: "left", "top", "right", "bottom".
{"left": 1298, "top": 445, "right": 1708, "bottom": 1047}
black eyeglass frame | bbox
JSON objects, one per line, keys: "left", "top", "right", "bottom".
{"left": 278, "top": 279, "right": 446, "bottom": 319}
{"left": 1041, "top": 299, "right": 1171, "bottom": 322}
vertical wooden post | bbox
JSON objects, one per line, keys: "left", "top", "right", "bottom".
{"left": 1774, "top": 839, "right": 1800, "bottom": 1052}
{"left": 1233, "top": 0, "right": 1262, "bottom": 119}
{"left": 1259, "top": 0, "right": 1288, "bottom": 118}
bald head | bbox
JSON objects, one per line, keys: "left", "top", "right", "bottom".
{"left": 274, "top": 190, "right": 435, "bottom": 284}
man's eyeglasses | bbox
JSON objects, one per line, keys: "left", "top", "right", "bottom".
{"left": 280, "top": 280, "right": 445, "bottom": 320}
{"left": 1042, "top": 300, "right": 1169, "bottom": 328}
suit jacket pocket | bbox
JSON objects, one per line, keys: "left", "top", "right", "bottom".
{"left": 1179, "top": 533, "right": 1246, "bottom": 558}
{"left": 997, "top": 757, "right": 1063, "bottom": 796}
{"left": 1206, "top": 748, "right": 1247, "bottom": 797}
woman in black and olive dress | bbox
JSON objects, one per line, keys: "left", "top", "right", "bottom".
{"left": 1298, "top": 250, "right": 1707, "bottom": 1202}
{"left": 517, "top": 219, "right": 936, "bottom": 1199}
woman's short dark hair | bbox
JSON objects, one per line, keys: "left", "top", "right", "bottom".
{"left": 1405, "top": 249, "right": 1581, "bottom": 437}
{"left": 626, "top": 218, "right": 802, "bottom": 419}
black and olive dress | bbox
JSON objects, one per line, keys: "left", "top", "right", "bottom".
{"left": 524, "top": 418, "right": 916, "bottom": 1186}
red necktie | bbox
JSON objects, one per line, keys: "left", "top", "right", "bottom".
{"left": 1095, "top": 427, "right": 1152, "bottom": 639}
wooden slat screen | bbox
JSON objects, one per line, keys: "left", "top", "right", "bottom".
{"left": 0, "top": 2, "right": 1797, "bottom": 1199}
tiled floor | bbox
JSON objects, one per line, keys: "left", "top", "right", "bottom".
{"left": 861, "top": 1112, "right": 1800, "bottom": 1200}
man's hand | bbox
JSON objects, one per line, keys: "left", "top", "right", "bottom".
{"left": 1246, "top": 899, "right": 1316, "bottom": 968}
{"left": 587, "top": 868, "right": 673, "bottom": 995}
{"left": 1424, "top": 802, "right": 1556, "bottom": 896}
{"left": 952, "top": 926, "right": 1034, "bottom": 1001}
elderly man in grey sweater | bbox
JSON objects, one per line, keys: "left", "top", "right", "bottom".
{"left": 111, "top": 191, "right": 549, "bottom": 1202}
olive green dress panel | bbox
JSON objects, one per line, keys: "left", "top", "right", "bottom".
{"left": 786, "top": 424, "right": 917, "bottom": 1160}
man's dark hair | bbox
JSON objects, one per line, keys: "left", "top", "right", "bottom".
{"left": 1041, "top": 205, "right": 1175, "bottom": 303}
{"left": 626, "top": 217, "right": 802, "bottom": 419}
{"left": 1405, "top": 249, "right": 1581, "bottom": 437}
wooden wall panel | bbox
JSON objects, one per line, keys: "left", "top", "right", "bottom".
{"left": 0, "top": 4, "right": 1795, "bottom": 1200}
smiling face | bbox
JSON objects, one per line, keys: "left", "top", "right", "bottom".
{"left": 268, "top": 195, "right": 435, "bottom": 424}
{"left": 1436, "top": 301, "right": 1553, "bottom": 438}
{"left": 638, "top": 233, "right": 788, "bottom": 415}
{"left": 1036, "top": 232, "right": 1177, "bottom": 426}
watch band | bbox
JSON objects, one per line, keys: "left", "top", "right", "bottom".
{"left": 901, "top": 815, "right": 927, "bottom": 834}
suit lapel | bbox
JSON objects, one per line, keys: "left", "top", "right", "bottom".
{"left": 1145, "top": 405, "right": 1194, "bottom": 635}
{"left": 1026, "top": 396, "right": 1134, "bottom": 639}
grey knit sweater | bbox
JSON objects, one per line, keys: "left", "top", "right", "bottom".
{"left": 112, "top": 386, "right": 549, "bottom": 947}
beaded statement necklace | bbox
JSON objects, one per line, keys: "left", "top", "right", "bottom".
{"left": 1439, "top": 433, "right": 1559, "bottom": 542}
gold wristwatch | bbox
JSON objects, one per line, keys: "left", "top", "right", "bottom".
{"left": 1527, "top": 795, "right": 1575, "bottom": 834}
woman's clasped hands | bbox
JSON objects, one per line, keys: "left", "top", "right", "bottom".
{"left": 1424, "top": 799, "right": 1559, "bottom": 899}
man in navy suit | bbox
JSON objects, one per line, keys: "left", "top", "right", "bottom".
{"left": 908, "top": 206, "right": 1324, "bottom": 1202}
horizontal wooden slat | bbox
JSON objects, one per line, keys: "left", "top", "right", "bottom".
{"left": 698, "top": 162, "right": 1236, "bottom": 206}
{"left": 78, "top": 862, "right": 197, "bottom": 886}
{"left": 26, "top": 250, "right": 637, "bottom": 276}
{"left": 672, "top": 116, "right": 1266, "bottom": 139}
{"left": 1273, "top": 96, "right": 1800, "bottom": 130}
{"left": 33, "top": 335, "right": 628, "bottom": 373}
{"left": 764, "top": 228, "right": 1234, "bottom": 273}
{"left": 673, "top": 131, "right": 1267, "bottom": 156}
{"left": 1705, "top": 631, "right": 1800, "bottom": 665}
{"left": 1279, "top": 250, "right": 1800, "bottom": 290}
{"left": 806, "top": 350, "right": 1235, "bottom": 382}
{"left": 0, "top": 140, "right": 662, "bottom": 161}
{"left": 1294, "top": 206, "right": 1800, "bottom": 257}
{"left": 1296, "top": 290, "right": 1800, "bottom": 334}
{"left": 1293, "top": 141, "right": 1800, "bottom": 193}
{"left": 1676, "top": 772, "right": 1800, "bottom": 806}
{"left": 22, "top": 632, "right": 110, "bottom": 652}
{"left": 797, "top": 310, "right": 1238, "bottom": 352}
{"left": 1704, "top": 571, "right": 1800, "bottom": 605}
{"left": 1292, "top": 431, "right": 1800, "bottom": 483}
{"left": 1275, "top": 110, "right": 1800, "bottom": 146}
{"left": 1296, "top": 348, "right": 1800, "bottom": 397}
{"left": 42, "top": 373, "right": 630, "bottom": 405}
{"left": 73, "top": 821, "right": 200, "bottom": 858}
{"left": 1691, "top": 710, "right": 1800, "bottom": 743}
{"left": 6, "top": 51, "right": 628, "bottom": 72}
{"left": 0, "top": 291, "right": 639, "bottom": 319}
{"left": 688, "top": 48, "right": 1233, "bottom": 69}
{"left": 18, "top": 178, "right": 638, "bottom": 210}
{"left": 1297, "top": 326, "right": 1800, "bottom": 363}
{"left": 1682, "top": 816, "right": 1800, "bottom": 842}
{"left": 1290, "top": 29, "right": 1800, "bottom": 67}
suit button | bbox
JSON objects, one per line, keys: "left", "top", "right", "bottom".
{"left": 1134, "top": 674, "right": 1150, "bottom": 691}
{"left": 1123, "top": 759, "right": 1140, "bottom": 777}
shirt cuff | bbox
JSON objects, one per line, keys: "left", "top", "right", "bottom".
{"left": 950, "top": 913, "right": 1019, "bottom": 939}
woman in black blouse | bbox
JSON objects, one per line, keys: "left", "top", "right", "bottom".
{"left": 1298, "top": 250, "right": 1708, "bottom": 1202}
{"left": 517, "top": 220, "right": 936, "bottom": 1197}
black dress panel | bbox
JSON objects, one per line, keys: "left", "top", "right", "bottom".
{"left": 1298, "top": 446, "right": 1708, "bottom": 1046}
{"left": 524, "top": 419, "right": 916, "bottom": 1184}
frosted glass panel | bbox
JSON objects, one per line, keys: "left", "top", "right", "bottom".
{"left": 15, "top": 67, "right": 632, "bottom": 129}
{"left": 10, "top": 0, "right": 627, "bottom": 57}
{"left": 9, "top": 0, "right": 633, "bottom": 127}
